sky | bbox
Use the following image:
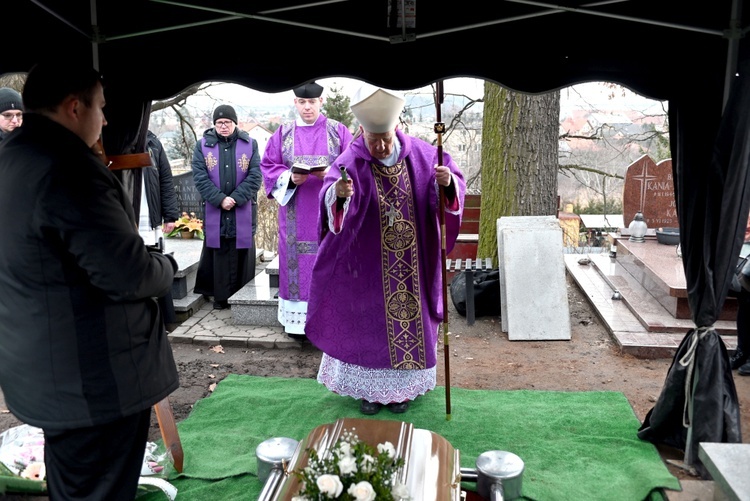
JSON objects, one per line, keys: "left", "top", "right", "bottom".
{"left": 202, "top": 77, "right": 665, "bottom": 115}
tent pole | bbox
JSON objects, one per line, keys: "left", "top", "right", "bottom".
{"left": 722, "top": 0, "right": 743, "bottom": 111}
{"left": 90, "top": 0, "right": 100, "bottom": 71}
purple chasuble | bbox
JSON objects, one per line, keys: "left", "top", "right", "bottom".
{"left": 200, "top": 139, "right": 255, "bottom": 249}
{"left": 260, "top": 116, "right": 352, "bottom": 302}
{"left": 305, "top": 130, "right": 466, "bottom": 370}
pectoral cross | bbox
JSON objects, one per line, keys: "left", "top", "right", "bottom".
{"left": 385, "top": 203, "right": 398, "bottom": 227}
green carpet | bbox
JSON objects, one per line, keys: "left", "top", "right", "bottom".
{"left": 135, "top": 374, "right": 679, "bottom": 501}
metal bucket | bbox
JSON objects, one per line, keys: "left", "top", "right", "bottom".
{"left": 463, "top": 450, "right": 525, "bottom": 501}
{"left": 255, "top": 436, "right": 299, "bottom": 500}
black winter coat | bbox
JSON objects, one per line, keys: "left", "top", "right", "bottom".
{"left": 0, "top": 114, "right": 179, "bottom": 429}
{"left": 144, "top": 131, "right": 180, "bottom": 228}
{"left": 191, "top": 127, "right": 261, "bottom": 237}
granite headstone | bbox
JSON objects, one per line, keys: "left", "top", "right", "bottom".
{"left": 173, "top": 171, "right": 204, "bottom": 220}
{"left": 622, "top": 155, "right": 677, "bottom": 229}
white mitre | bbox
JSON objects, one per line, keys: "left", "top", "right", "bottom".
{"left": 350, "top": 85, "right": 405, "bottom": 133}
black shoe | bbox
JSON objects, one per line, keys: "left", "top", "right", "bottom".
{"left": 739, "top": 360, "right": 750, "bottom": 376}
{"left": 387, "top": 401, "right": 410, "bottom": 414}
{"left": 213, "top": 301, "right": 229, "bottom": 310}
{"left": 359, "top": 400, "right": 382, "bottom": 415}
{"left": 730, "top": 349, "right": 747, "bottom": 370}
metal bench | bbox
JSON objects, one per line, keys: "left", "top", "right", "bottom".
{"left": 445, "top": 257, "right": 493, "bottom": 325}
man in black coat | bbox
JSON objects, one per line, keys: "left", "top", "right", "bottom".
{"left": 191, "top": 105, "right": 262, "bottom": 310}
{"left": 139, "top": 130, "right": 181, "bottom": 244}
{"left": 0, "top": 60, "right": 179, "bottom": 500}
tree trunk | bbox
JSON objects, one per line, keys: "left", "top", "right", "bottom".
{"left": 477, "top": 82, "right": 560, "bottom": 264}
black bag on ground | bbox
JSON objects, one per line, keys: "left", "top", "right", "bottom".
{"left": 450, "top": 268, "right": 501, "bottom": 318}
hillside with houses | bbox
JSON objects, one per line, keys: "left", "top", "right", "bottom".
{"left": 150, "top": 79, "right": 668, "bottom": 212}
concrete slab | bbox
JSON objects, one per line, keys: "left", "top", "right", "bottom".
{"left": 497, "top": 216, "right": 571, "bottom": 341}
{"left": 497, "top": 216, "right": 558, "bottom": 333}
{"left": 699, "top": 442, "right": 750, "bottom": 501}
{"left": 230, "top": 271, "right": 281, "bottom": 327}
{"left": 564, "top": 254, "right": 738, "bottom": 358}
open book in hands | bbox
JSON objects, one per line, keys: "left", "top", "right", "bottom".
{"left": 291, "top": 162, "right": 327, "bottom": 175}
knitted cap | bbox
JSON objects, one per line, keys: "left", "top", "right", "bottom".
{"left": 293, "top": 82, "right": 324, "bottom": 98}
{"left": 213, "top": 104, "right": 237, "bottom": 124}
{"left": 0, "top": 88, "right": 24, "bottom": 114}
{"left": 350, "top": 85, "right": 404, "bottom": 134}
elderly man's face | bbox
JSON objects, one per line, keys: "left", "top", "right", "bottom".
{"left": 214, "top": 119, "right": 236, "bottom": 137}
{"left": 363, "top": 129, "right": 395, "bottom": 160}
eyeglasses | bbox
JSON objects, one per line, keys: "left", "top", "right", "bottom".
{"left": 215, "top": 120, "right": 233, "bottom": 128}
{"left": 1, "top": 112, "right": 22, "bottom": 121}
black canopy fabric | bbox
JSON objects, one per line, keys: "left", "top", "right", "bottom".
{"left": 637, "top": 54, "right": 750, "bottom": 476}
{"left": 3, "top": 0, "right": 749, "bottom": 466}
{"left": 1, "top": 1, "right": 745, "bottom": 102}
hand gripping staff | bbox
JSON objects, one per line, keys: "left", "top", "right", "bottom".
{"left": 434, "top": 80, "right": 452, "bottom": 420}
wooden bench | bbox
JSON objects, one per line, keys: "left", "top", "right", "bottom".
{"left": 446, "top": 257, "right": 494, "bottom": 325}
{"left": 446, "top": 257, "right": 493, "bottom": 283}
{"left": 446, "top": 194, "right": 481, "bottom": 262}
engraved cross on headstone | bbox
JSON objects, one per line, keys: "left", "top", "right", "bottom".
{"left": 385, "top": 203, "right": 398, "bottom": 227}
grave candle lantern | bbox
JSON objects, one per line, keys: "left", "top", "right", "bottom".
{"left": 628, "top": 211, "right": 648, "bottom": 243}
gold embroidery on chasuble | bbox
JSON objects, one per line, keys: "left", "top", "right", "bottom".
{"left": 238, "top": 153, "right": 250, "bottom": 172}
{"left": 204, "top": 152, "right": 218, "bottom": 172}
{"left": 373, "top": 161, "right": 426, "bottom": 370}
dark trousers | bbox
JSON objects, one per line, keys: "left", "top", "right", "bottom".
{"left": 43, "top": 408, "right": 151, "bottom": 501}
{"left": 194, "top": 237, "right": 255, "bottom": 302}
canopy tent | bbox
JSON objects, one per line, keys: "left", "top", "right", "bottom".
{"left": 2, "top": 1, "right": 745, "bottom": 102}
{"left": 3, "top": 0, "right": 749, "bottom": 472}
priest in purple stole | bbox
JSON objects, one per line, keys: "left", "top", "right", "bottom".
{"left": 260, "top": 82, "right": 352, "bottom": 337}
{"left": 306, "top": 86, "right": 466, "bottom": 415}
{"left": 192, "top": 105, "right": 262, "bottom": 310}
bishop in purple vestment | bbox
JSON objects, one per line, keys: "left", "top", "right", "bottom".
{"left": 305, "top": 86, "right": 466, "bottom": 415}
{"left": 260, "top": 82, "right": 352, "bottom": 337}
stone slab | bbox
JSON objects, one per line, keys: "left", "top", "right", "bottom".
{"left": 230, "top": 272, "right": 282, "bottom": 326}
{"left": 265, "top": 255, "right": 280, "bottom": 288}
{"left": 172, "top": 290, "right": 207, "bottom": 322}
{"left": 162, "top": 237, "right": 203, "bottom": 299}
{"left": 497, "top": 216, "right": 571, "bottom": 340}
{"left": 698, "top": 442, "right": 750, "bottom": 501}
{"left": 497, "top": 216, "right": 557, "bottom": 333}
{"left": 615, "top": 236, "right": 737, "bottom": 321}
{"left": 564, "top": 254, "right": 737, "bottom": 359}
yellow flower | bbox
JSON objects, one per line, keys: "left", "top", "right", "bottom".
{"left": 167, "top": 212, "right": 204, "bottom": 239}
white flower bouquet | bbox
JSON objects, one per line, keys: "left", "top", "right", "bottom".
{"left": 291, "top": 428, "right": 410, "bottom": 501}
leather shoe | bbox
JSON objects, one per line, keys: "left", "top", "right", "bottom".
{"left": 739, "top": 360, "right": 750, "bottom": 376}
{"left": 213, "top": 301, "right": 229, "bottom": 310}
{"left": 730, "top": 348, "right": 748, "bottom": 370}
{"left": 387, "top": 401, "right": 410, "bottom": 414}
{"left": 359, "top": 400, "right": 382, "bottom": 415}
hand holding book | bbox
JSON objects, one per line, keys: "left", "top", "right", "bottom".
{"left": 291, "top": 162, "right": 327, "bottom": 175}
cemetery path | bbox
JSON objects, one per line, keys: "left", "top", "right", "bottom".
{"left": 1, "top": 274, "right": 748, "bottom": 491}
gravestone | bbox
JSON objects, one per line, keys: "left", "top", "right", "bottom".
{"left": 497, "top": 216, "right": 571, "bottom": 340}
{"left": 173, "top": 172, "right": 204, "bottom": 220}
{"left": 622, "top": 155, "right": 677, "bottom": 229}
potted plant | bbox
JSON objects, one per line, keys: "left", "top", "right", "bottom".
{"left": 166, "top": 212, "right": 204, "bottom": 240}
